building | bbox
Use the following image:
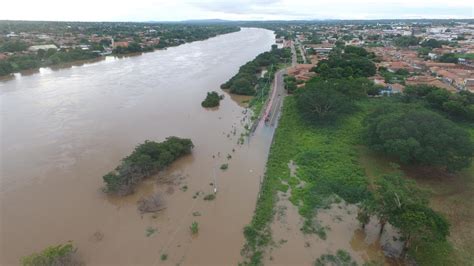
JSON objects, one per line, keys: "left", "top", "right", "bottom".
{"left": 27, "top": 44, "right": 58, "bottom": 52}
{"left": 112, "top": 41, "right": 129, "bottom": 49}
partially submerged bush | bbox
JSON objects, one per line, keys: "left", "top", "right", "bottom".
{"left": 21, "top": 242, "right": 80, "bottom": 266}
{"left": 203, "top": 194, "right": 216, "bottom": 201}
{"left": 201, "top": 91, "right": 223, "bottom": 108}
{"left": 190, "top": 221, "right": 199, "bottom": 235}
{"left": 102, "top": 137, "right": 194, "bottom": 196}
{"left": 220, "top": 163, "right": 228, "bottom": 170}
{"left": 137, "top": 193, "right": 165, "bottom": 213}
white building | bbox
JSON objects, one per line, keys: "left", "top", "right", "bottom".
{"left": 28, "top": 44, "right": 58, "bottom": 52}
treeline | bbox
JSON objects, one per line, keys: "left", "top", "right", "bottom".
{"left": 313, "top": 45, "right": 377, "bottom": 79}
{"left": 403, "top": 84, "right": 474, "bottom": 121}
{"left": 102, "top": 137, "right": 193, "bottom": 196}
{"left": 297, "top": 45, "right": 474, "bottom": 172}
{"left": 0, "top": 48, "right": 100, "bottom": 76}
{"left": 221, "top": 46, "right": 291, "bottom": 95}
{"left": 292, "top": 44, "right": 473, "bottom": 263}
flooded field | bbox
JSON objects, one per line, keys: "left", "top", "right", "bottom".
{"left": 0, "top": 28, "right": 276, "bottom": 265}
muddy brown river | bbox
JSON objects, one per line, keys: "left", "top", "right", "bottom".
{"left": 0, "top": 28, "right": 277, "bottom": 265}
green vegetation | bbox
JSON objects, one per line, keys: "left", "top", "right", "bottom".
{"left": 314, "top": 250, "right": 357, "bottom": 266}
{"left": 203, "top": 194, "right": 216, "bottom": 201}
{"left": 295, "top": 77, "right": 376, "bottom": 124}
{"left": 242, "top": 97, "right": 371, "bottom": 264}
{"left": 21, "top": 242, "right": 78, "bottom": 266}
{"left": 146, "top": 227, "right": 158, "bottom": 237}
{"left": 244, "top": 44, "right": 471, "bottom": 265}
{"left": 221, "top": 47, "right": 291, "bottom": 95}
{"left": 455, "top": 53, "right": 474, "bottom": 60}
{"left": 0, "top": 40, "right": 28, "bottom": 52}
{"left": 201, "top": 91, "right": 223, "bottom": 108}
{"left": 420, "top": 38, "right": 444, "bottom": 49}
{"left": 0, "top": 48, "right": 100, "bottom": 76}
{"left": 102, "top": 137, "right": 193, "bottom": 196}
{"left": 403, "top": 84, "right": 474, "bottom": 122}
{"left": 190, "top": 221, "right": 199, "bottom": 235}
{"left": 364, "top": 104, "right": 473, "bottom": 172}
{"left": 438, "top": 53, "right": 458, "bottom": 63}
{"left": 378, "top": 67, "right": 409, "bottom": 84}
{"left": 0, "top": 21, "right": 240, "bottom": 76}
{"left": 393, "top": 36, "right": 419, "bottom": 47}
{"left": 220, "top": 163, "right": 228, "bottom": 170}
{"left": 284, "top": 75, "right": 297, "bottom": 94}
{"left": 313, "top": 46, "right": 376, "bottom": 78}
{"left": 161, "top": 254, "right": 168, "bottom": 261}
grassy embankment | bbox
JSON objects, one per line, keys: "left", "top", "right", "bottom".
{"left": 242, "top": 96, "right": 473, "bottom": 265}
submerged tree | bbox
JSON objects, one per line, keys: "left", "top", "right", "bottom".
{"left": 102, "top": 137, "right": 194, "bottom": 196}
{"left": 363, "top": 173, "right": 429, "bottom": 235}
{"left": 391, "top": 203, "right": 450, "bottom": 258}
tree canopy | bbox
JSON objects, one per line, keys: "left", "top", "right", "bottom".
{"left": 103, "top": 137, "right": 194, "bottom": 196}
{"left": 403, "top": 85, "right": 474, "bottom": 122}
{"left": 201, "top": 91, "right": 223, "bottom": 108}
{"left": 295, "top": 76, "right": 378, "bottom": 124}
{"left": 393, "top": 36, "right": 419, "bottom": 47}
{"left": 314, "top": 47, "right": 376, "bottom": 78}
{"left": 221, "top": 47, "right": 291, "bottom": 95}
{"left": 364, "top": 104, "right": 474, "bottom": 171}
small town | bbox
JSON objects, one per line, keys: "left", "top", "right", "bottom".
{"left": 270, "top": 21, "right": 474, "bottom": 94}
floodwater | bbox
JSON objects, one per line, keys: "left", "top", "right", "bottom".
{"left": 0, "top": 28, "right": 277, "bottom": 265}
{"left": 265, "top": 162, "right": 404, "bottom": 265}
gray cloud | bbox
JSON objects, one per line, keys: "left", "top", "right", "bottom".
{"left": 191, "top": 0, "right": 282, "bottom": 14}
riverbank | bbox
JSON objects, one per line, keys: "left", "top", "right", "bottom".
{"left": 0, "top": 27, "right": 241, "bottom": 79}
{"left": 242, "top": 95, "right": 474, "bottom": 265}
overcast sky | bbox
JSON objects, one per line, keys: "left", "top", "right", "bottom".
{"left": 1, "top": 0, "right": 472, "bottom": 21}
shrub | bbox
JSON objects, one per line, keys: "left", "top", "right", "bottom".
{"left": 21, "top": 243, "right": 78, "bottom": 266}
{"left": 203, "top": 194, "right": 216, "bottom": 201}
{"left": 102, "top": 137, "right": 194, "bottom": 196}
{"left": 190, "top": 221, "right": 199, "bottom": 235}
{"left": 201, "top": 91, "right": 222, "bottom": 108}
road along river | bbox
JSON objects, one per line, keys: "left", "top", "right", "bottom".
{"left": 0, "top": 28, "right": 277, "bottom": 265}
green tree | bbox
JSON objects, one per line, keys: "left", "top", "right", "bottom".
{"left": 364, "top": 105, "right": 474, "bottom": 171}
{"left": 421, "top": 39, "right": 442, "bottom": 49}
{"left": 201, "top": 91, "right": 222, "bottom": 107}
{"left": 0, "top": 40, "right": 28, "bottom": 52}
{"left": 296, "top": 81, "right": 353, "bottom": 124}
{"left": 391, "top": 204, "right": 450, "bottom": 258}
{"left": 364, "top": 173, "right": 429, "bottom": 235}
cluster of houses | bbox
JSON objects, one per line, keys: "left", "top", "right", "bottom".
{"left": 282, "top": 22, "right": 474, "bottom": 94}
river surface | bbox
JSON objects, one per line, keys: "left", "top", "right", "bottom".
{"left": 0, "top": 28, "right": 276, "bottom": 265}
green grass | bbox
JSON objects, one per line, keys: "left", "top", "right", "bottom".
{"left": 241, "top": 97, "right": 373, "bottom": 264}
{"left": 243, "top": 96, "right": 474, "bottom": 265}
